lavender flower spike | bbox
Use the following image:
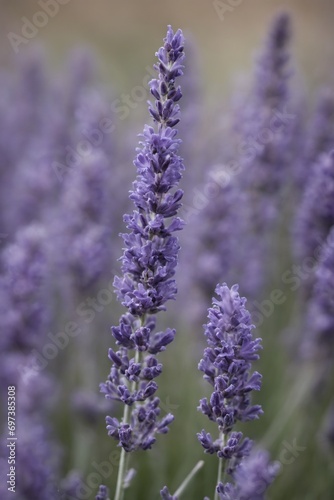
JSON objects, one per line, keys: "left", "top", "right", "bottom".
{"left": 198, "top": 284, "right": 264, "bottom": 498}
{"left": 100, "top": 25, "right": 185, "bottom": 500}
{"left": 113, "top": 26, "right": 185, "bottom": 316}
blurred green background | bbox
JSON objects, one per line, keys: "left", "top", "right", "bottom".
{"left": 1, "top": 0, "right": 334, "bottom": 102}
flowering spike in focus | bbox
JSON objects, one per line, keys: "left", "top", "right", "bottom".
{"left": 101, "top": 25, "right": 185, "bottom": 456}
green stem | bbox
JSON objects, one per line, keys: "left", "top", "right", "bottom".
{"left": 173, "top": 460, "right": 204, "bottom": 498}
{"left": 214, "top": 434, "right": 226, "bottom": 500}
{"left": 114, "top": 404, "right": 130, "bottom": 500}
{"left": 114, "top": 349, "right": 140, "bottom": 500}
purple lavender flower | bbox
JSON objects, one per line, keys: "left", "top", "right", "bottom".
{"left": 303, "top": 89, "right": 334, "bottom": 176}
{"left": 57, "top": 150, "right": 112, "bottom": 295}
{"left": 0, "top": 366, "right": 61, "bottom": 500}
{"left": 254, "top": 13, "right": 291, "bottom": 107}
{"left": 302, "top": 225, "right": 334, "bottom": 360}
{"left": 183, "top": 14, "right": 294, "bottom": 322}
{"left": 160, "top": 486, "right": 177, "bottom": 500}
{"left": 294, "top": 151, "right": 334, "bottom": 268}
{"left": 217, "top": 450, "right": 280, "bottom": 500}
{"left": 198, "top": 284, "right": 263, "bottom": 435}
{"left": 183, "top": 181, "right": 263, "bottom": 325}
{"left": 95, "top": 484, "right": 110, "bottom": 500}
{"left": 198, "top": 284, "right": 264, "bottom": 495}
{"left": 293, "top": 88, "right": 334, "bottom": 193}
{"left": 239, "top": 12, "right": 292, "bottom": 194}
{"left": 60, "top": 470, "right": 85, "bottom": 500}
{"left": 0, "top": 224, "right": 49, "bottom": 358}
{"left": 234, "top": 13, "right": 294, "bottom": 297}
{"left": 100, "top": 25, "right": 185, "bottom": 459}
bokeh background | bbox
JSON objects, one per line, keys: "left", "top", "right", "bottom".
{"left": 1, "top": 0, "right": 334, "bottom": 99}
{"left": 1, "top": 1, "right": 334, "bottom": 499}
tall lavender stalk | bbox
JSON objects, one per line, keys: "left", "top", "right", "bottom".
{"left": 197, "top": 284, "right": 278, "bottom": 499}
{"left": 236, "top": 13, "right": 293, "bottom": 295}
{"left": 100, "top": 26, "right": 185, "bottom": 499}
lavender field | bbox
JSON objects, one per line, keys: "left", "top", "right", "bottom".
{"left": 1, "top": 1, "right": 334, "bottom": 499}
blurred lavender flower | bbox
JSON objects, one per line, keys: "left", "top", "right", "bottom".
{"left": 294, "top": 151, "right": 334, "bottom": 269}
{"left": 184, "top": 180, "right": 263, "bottom": 325}
{"left": 198, "top": 284, "right": 266, "bottom": 496}
{"left": 95, "top": 484, "right": 110, "bottom": 500}
{"left": 56, "top": 150, "right": 112, "bottom": 295}
{"left": 302, "top": 225, "right": 334, "bottom": 361}
{"left": 239, "top": 12, "right": 292, "bottom": 196}
{"left": 160, "top": 486, "right": 177, "bottom": 500}
{"left": 0, "top": 367, "right": 60, "bottom": 500}
{"left": 0, "top": 49, "right": 48, "bottom": 235}
{"left": 72, "top": 389, "right": 113, "bottom": 425}
{"left": 0, "top": 224, "right": 49, "bottom": 360}
{"left": 59, "top": 470, "right": 85, "bottom": 500}
{"left": 295, "top": 89, "right": 334, "bottom": 189}
{"left": 235, "top": 12, "right": 294, "bottom": 294}
{"left": 183, "top": 14, "right": 294, "bottom": 323}
{"left": 217, "top": 450, "right": 280, "bottom": 500}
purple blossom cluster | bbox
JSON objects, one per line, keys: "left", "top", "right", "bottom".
{"left": 100, "top": 26, "right": 185, "bottom": 454}
{"left": 197, "top": 284, "right": 277, "bottom": 497}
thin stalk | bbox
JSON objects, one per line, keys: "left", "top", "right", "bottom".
{"left": 173, "top": 460, "right": 204, "bottom": 498}
{"left": 214, "top": 433, "right": 226, "bottom": 500}
{"left": 114, "top": 403, "right": 130, "bottom": 500}
{"left": 114, "top": 349, "right": 141, "bottom": 500}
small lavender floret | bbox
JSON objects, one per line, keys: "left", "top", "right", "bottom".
{"left": 95, "top": 484, "right": 110, "bottom": 500}
{"left": 160, "top": 485, "right": 177, "bottom": 500}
